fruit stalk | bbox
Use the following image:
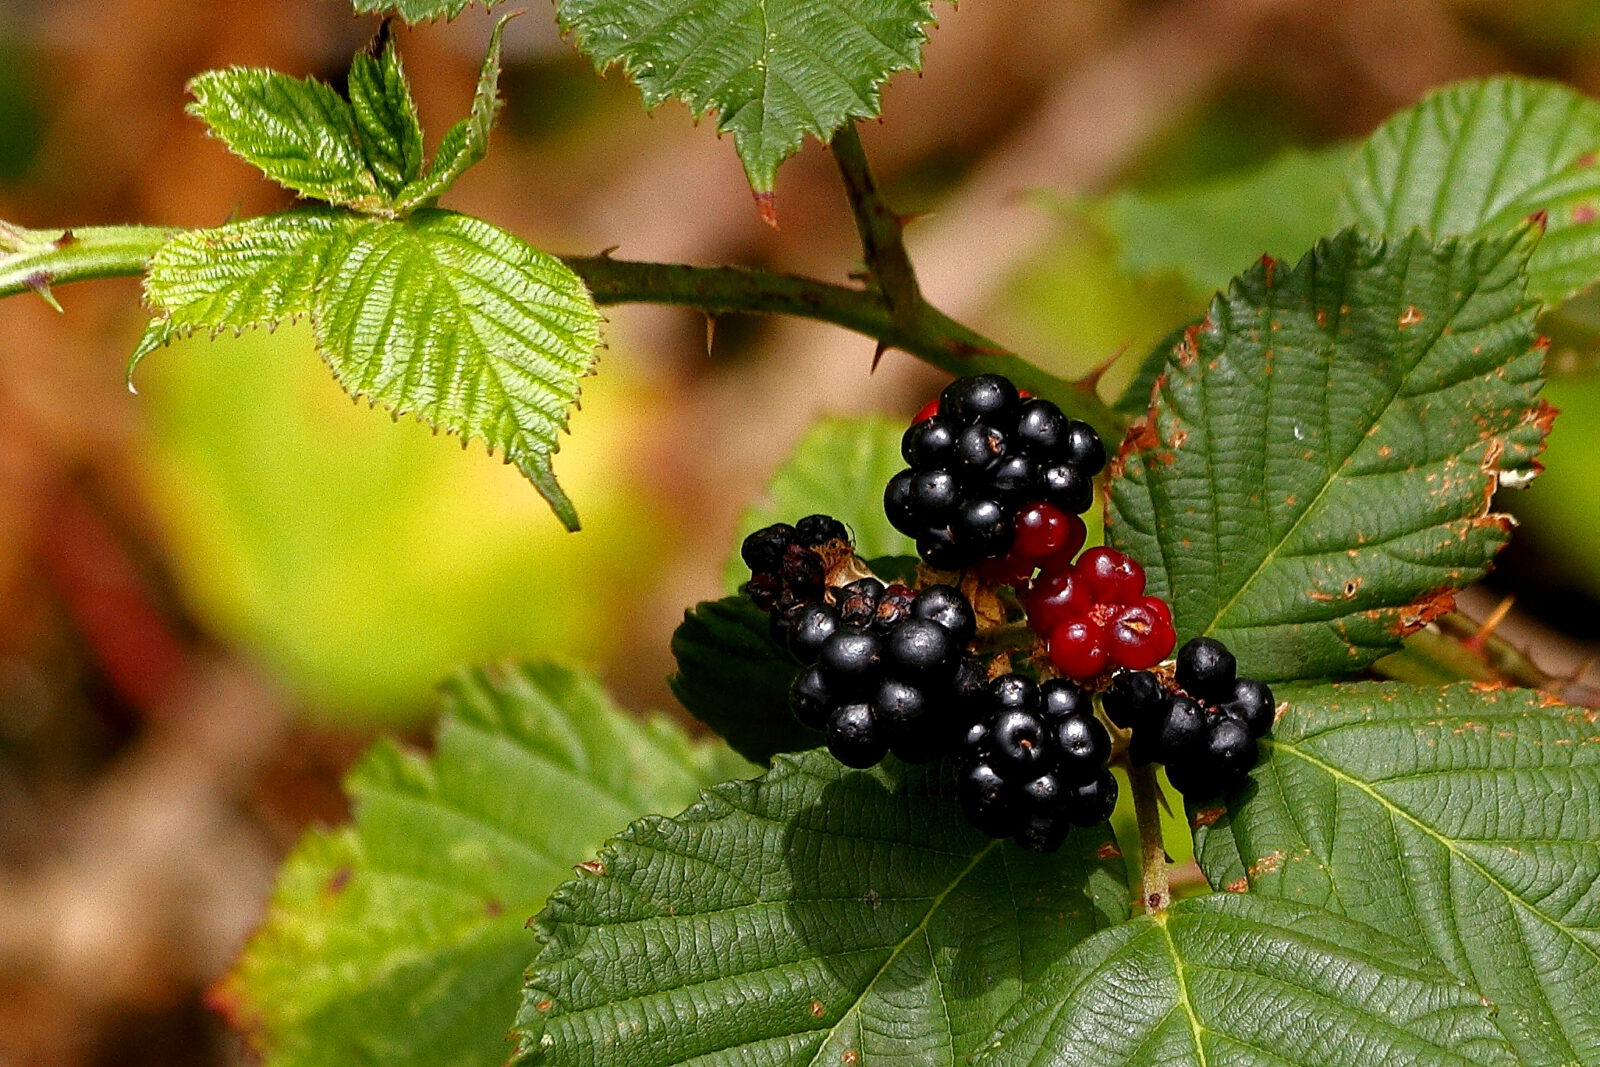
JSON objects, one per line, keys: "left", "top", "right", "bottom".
{"left": 1130, "top": 761, "right": 1171, "bottom": 914}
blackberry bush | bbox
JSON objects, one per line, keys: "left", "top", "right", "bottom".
{"left": 1, "top": 8, "right": 1594, "bottom": 1067}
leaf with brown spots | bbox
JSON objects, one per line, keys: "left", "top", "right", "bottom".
{"left": 1108, "top": 228, "right": 1547, "bottom": 682}
{"left": 1196, "top": 681, "right": 1600, "bottom": 1067}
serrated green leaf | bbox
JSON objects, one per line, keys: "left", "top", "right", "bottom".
{"left": 189, "top": 18, "right": 505, "bottom": 213}
{"left": 978, "top": 893, "right": 1515, "bottom": 1067}
{"left": 188, "top": 67, "right": 383, "bottom": 211}
{"left": 1100, "top": 145, "right": 1352, "bottom": 298}
{"left": 348, "top": 24, "right": 425, "bottom": 195}
{"left": 345, "top": 0, "right": 497, "bottom": 21}
{"left": 514, "top": 752, "right": 1129, "bottom": 1067}
{"left": 724, "top": 416, "right": 916, "bottom": 593}
{"left": 1341, "top": 76, "right": 1600, "bottom": 305}
{"left": 1107, "top": 228, "right": 1549, "bottom": 682}
{"left": 669, "top": 595, "right": 814, "bottom": 765}
{"left": 396, "top": 16, "right": 509, "bottom": 211}
{"left": 137, "top": 208, "right": 603, "bottom": 528}
{"left": 219, "top": 661, "right": 754, "bottom": 1067}
{"left": 556, "top": 0, "right": 941, "bottom": 193}
{"left": 1195, "top": 681, "right": 1600, "bottom": 1067}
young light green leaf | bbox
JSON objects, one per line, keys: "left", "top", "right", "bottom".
{"left": 217, "top": 661, "right": 754, "bottom": 1067}
{"left": 1195, "top": 681, "right": 1600, "bottom": 1067}
{"left": 514, "top": 753, "right": 1129, "bottom": 1067}
{"left": 723, "top": 415, "right": 916, "bottom": 593}
{"left": 1108, "top": 228, "right": 1549, "bottom": 682}
{"left": 345, "top": 0, "right": 496, "bottom": 21}
{"left": 669, "top": 595, "right": 816, "bottom": 765}
{"left": 348, "top": 22, "right": 425, "bottom": 195}
{"left": 555, "top": 0, "right": 942, "bottom": 195}
{"left": 395, "top": 16, "right": 510, "bottom": 211}
{"left": 1341, "top": 76, "right": 1600, "bottom": 305}
{"left": 1099, "top": 145, "right": 1352, "bottom": 298}
{"left": 137, "top": 208, "right": 603, "bottom": 529}
{"left": 978, "top": 893, "right": 1515, "bottom": 1067}
{"left": 188, "top": 67, "right": 382, "bottom": 211}
{"left": 190, "top": 17, "right": 507, "bottom": 213}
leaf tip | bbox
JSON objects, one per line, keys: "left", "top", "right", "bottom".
{"left": 754, "top": 190, "right": 779, "bottom": 229}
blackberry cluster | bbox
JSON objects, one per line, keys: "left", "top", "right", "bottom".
{"left": 740, "top": 514, "right": 849, "bottom": 617}
{"left": 779, "top": 577, "right": 982, "bottom": 768}
{"left": 885, "top": 374, "right": 1107, "bottom": 570}
{"left": 1104, "top": 637, "right": 1275, "bottom": 799}
{"left": 956, "top": 674, "right": 1117, "bottom": 852}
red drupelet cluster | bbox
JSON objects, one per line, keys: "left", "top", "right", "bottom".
{"left": 1024, "top": 546, "right": 1177, "bottom": 681}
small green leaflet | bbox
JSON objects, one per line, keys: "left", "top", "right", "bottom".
{"left": 347, "top": 22, "right": 425, "bottom": 196}
{"left": 1108, "top": 228, "right": 1548, "bottom": 682}
{"left": 515, "top": 752, "right": 1128, "bottom": 1067}
{"left": 723, "top": 415, "right": 917, "bottom": 593}
{"left": 134, "top": 207, "right": 602, "bottom": 529}
{"left": 187, "top": 17, "right": 508, "bottom": 215}
{"left": 1341, "top": 76, "right": 1600, "bottom": 306}
{"left": 218, "top": 662, "right": 753, "bottom": 1067}
{"left": 345, "top": 0, "right": 499, "bottom": 21}
{"left": 1195, "top": 681, "right": 1600, "bottom": 1067}
{"left": 977, "top": 894, "right": 1516, "bottom": 1067}
{"left": 556, "top": 0, "right": 942, "bottom": 196}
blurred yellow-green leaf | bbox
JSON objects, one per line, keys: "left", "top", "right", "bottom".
{"left": 135, "top": 324, "right": 669, "bottom": 720}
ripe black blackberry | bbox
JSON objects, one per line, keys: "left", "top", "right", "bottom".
{"left": 1102, "top": 636, "right": 1276, "bottom": 800}
{"left": 777, "top": 583, "right": 980, "bottom": 769}
{"left": 886, "top": 374, "right": 1107, "bottom": 570}
{"left": 955, "top": 674, "right": 1117, "bottom": 851}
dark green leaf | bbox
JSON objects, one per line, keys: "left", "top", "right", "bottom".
{"left": 134, "top": 207, "right": 603, "bottom": 529}
{"left": 219, "top": 662, "right": 753, "bottom": 1067}
{"left": 1341, "top": 76, "right": 1600, "bottom": 305}
{"left": 514, "top": 752, "right": 1128, "bottom": 1066}
{"left": 669, "top": 595, "right": 815, "bottom": 765}
{"left": 348, "top": 23, "right": 425, "bottom": 195}
{"left": 1107, "top": 228, "right": 1549, "bottom": 682}
{"left": 555, "top": 0, "right": 942, "bottom": 193}
{"left": 978, "top": 894, "right": 1516, "bottom": 1067}
{"left": 1195, "top": 681, "right": 1600, "bottom": 1067}
{"left": 724, "top": 415, "right": 915, "bottom": 593}
{"left": 187, "top": 67, "right": 380, "bottom": 210}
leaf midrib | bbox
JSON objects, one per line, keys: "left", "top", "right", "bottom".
{"left": 1196, "top": 239, "right": 1499, "bottom": 640}
{"left": 802, "top": 839, "right": 1000, "bottom": 1067}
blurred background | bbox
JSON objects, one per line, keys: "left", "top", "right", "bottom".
{"left": 2, "top": 0, "right": 1599, "bottom": 1062}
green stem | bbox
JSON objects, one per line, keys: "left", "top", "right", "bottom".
{"left": 563, "top": 255, "right": 1117, "bottom": 431}
{"left": 0, "top": 222, "right": 178, "bottom": 303}
{"left": 1130, "top": 761, "right": 1170, "bottom": 914}
{"left": 831, "top": 124, "right": 921, "bottom": 325}
{"left": 0, "top": 219, "right": 1122, "bottom": 435}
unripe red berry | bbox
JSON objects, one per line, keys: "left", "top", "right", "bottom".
{"left": 1077, "top": 546, "right": 1145, "bottom": 605}
{"left": 1048, "top": 617, "right": 1109, "bottom": 679}
{"left": 1106, "top": 600, "right": 1176, "bottom": 669}
{"left": 1025, "top": 566, "right": 1094, "bottom": 635}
